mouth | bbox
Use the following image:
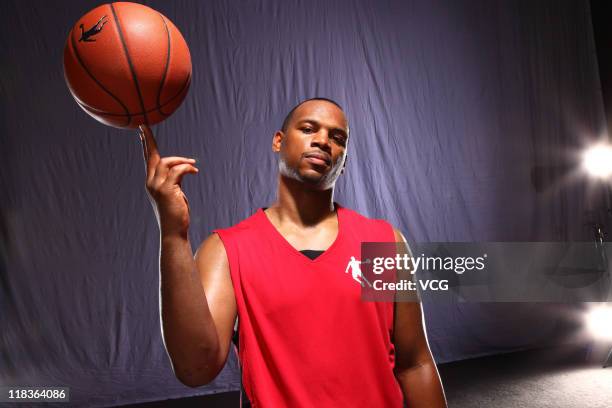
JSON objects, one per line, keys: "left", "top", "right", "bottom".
{"left": 304, "top": 151, "right": 331, "bottom": 166}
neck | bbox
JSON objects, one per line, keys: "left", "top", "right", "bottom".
{"left": 267, "top": 174, "right": 337, "bottom": 226}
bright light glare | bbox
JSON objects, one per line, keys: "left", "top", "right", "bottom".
{"left": 586, "top": 305, "right": 612, "bottom": 340}
{"left": 583, "top": 145, "right": 612, "bottom": 178}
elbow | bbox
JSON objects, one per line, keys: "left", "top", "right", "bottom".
{"left": 172, "top": 350, "right": 227, "bottom": 388}
{"left": 176, "top": 372, "right": 212, "bottom": 388}
{"left": 164, "top": 334, "right": 230, "bottom": 387}
{"left": 393, "top": 357, "right": 433, "bottom": 379}
{"left": 174, "top": 365, "right": 221, "bottom": 388}
{"left": 176, "top": 375, "right": 205, "bottom": 388}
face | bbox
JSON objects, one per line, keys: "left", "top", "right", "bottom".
{"left": 273, "top": 100, "right": 349, "bottom": 190}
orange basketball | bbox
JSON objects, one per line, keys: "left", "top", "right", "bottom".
{"left": 63, "top": 2, "right": 192, "bottom": 129}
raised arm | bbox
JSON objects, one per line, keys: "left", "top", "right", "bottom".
{"left": 391, "top": 227, "right": 447, "bottom": 407}
{"left": 139, "top": 125, "right": 237, "bottom": 387}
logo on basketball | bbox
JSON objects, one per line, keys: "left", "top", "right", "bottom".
{"left": 79, "top": 15, "right": 108, "bottom": 42}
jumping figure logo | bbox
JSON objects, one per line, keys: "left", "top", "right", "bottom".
{"left": 79, "top": 15, "right": 108, "bottom": 42}
{"left": 345, "top": 256, "right": 372, "bottom": 287}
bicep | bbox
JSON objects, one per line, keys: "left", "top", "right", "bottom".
{"left": 392, "top": 227, "right": 433, "bottom": 370}
{"left": 194, "top": 233, "right": 237, "bottom": 361}
{"left": 393, "top": 299, "right": 432, "bottom": 371}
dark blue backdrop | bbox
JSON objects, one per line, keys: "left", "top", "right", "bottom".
{"left": 0, "top": 0, "right": 606, "bottom": 406}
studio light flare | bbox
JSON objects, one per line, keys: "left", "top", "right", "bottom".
{"left": 582, "top": 144, "right": 612, "bottom": 178}
{"left": 586, "top": 305, "right": 612, "bottom": 340}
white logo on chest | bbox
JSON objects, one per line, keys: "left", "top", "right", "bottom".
{"left": 344, "top": 256, "right": 372, "bottom": 287}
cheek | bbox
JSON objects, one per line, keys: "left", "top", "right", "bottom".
{"left": 283, "top": 136, "right": 308, "bottom": 154}
{"left": 280, "top": 140, "right": 303, "bottom": 163}
{"left": 333, "top": 149, "right": 347, "bottom": 165}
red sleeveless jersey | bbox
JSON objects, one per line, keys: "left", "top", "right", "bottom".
{"left": 213, "top": 203, "right": 404, "bottom": 407}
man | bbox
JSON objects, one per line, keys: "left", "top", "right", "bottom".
{"left": 139, "top": 98, "right": 446, "bottom": 407}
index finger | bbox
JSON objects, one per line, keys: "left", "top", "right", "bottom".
{"left": 139, "top": 124, "right": 160, "bottom": 173}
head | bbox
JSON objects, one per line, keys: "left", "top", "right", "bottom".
{"left": 273, "top": 98, "right": 349, "bottom": 190}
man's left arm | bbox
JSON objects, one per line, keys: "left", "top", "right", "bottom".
{"left": 391, "top": 227, "right": 447, "bottom": 408}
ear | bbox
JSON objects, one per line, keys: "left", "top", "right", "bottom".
{"left": 272, "top": 131, "right": 284, "bottom": 152}
{"left": 340, "top": 153, "right": 348, "bottom": 175}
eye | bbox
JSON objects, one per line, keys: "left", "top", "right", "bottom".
{"left": 301, "top": 127, "right": 314, "bottom": 134}
{"left": 332, "top": 134, "right": 347, "bottom": 146}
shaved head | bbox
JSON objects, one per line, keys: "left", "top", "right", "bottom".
{"left": 281, "top": 98, "right": 346, "bottom": 133}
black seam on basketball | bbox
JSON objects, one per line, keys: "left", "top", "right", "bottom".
{"left": 75, "top": 77, "right": 190, "bottom": 116}
{"left": 156, "top": 13, "right": 171, "bottom": 117}
{"left": 78, "top": 102, "right": 133, "bottom": 127}
{"left": 110, "top": 3, "right": 149, "bottom": 126}
{"left": 159, "top": 73, "right": 191, "bottom": 116}
{"left": 70, "top": 23, "right": 131, "bottom": 127}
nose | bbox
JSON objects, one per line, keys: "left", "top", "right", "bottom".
{"left": 311, "top": 129, "right": 332, "bottom": 152}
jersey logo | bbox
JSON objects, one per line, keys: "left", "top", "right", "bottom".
{"left": 79, "top": 15, "right": 108, "bottom": 42}
{"left": 345, "top": 256, "right": 372, "bottom": 287}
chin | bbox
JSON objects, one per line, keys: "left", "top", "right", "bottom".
{"left": 279, "top": 160, "right": 338, "bottom": 189}
{"left": 301, "top": 172, "right": 338, "bottom": 190}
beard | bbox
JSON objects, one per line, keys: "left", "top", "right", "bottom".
{"left": 278, "top": 154, "right": 344, "bottom": 190}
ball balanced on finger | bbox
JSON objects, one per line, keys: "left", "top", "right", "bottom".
{"left": 63, "top": 2, "right": 192, "bottom": 129}
{"left": 138, "top": 126, "right": 199, "bottom": 191}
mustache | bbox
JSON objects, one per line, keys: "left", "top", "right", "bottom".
{"left": 303, "top": 150, "right": 332, "bottom": 165}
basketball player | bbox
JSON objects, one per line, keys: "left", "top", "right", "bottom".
{"left": 139, "top": 98, "right": 447, "bottom": 407}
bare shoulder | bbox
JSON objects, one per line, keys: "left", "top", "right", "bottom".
{"left": 193, "top": 233, "right": 235, "bottom": 307}
{"left": 390, "top": 225, "right": 407, "bottom": 243}
{"left": 194, "top": 232, "right": 227, "bottom": 267}
{"left": 194, "top": 233, "right": 237, "bottom": 363}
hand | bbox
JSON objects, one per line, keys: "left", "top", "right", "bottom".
{"left": 139, "top": 124, "right": 199, "bottom": 236}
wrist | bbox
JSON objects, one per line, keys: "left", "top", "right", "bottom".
{"left": 158, "top": 215, "right": 189, "bottom": 239}
{"left": 160, "top": 226, "right": 189, "bottom": 241}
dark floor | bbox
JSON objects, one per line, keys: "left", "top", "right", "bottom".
{"left": 120, "top": 344, "right": 612, "bottom": 408}
{"left": 119, "top": 391, "right": 240, "bottom": 408}
{"left": 440, "top": 344, "right": 612, "bottom": 408}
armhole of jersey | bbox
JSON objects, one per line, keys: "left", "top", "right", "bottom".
{"left": 211, "top": 229, "right": 239, "bottom": 288}
{"left": 375, "top": 218, "right": 397, "bottom": 243}
{"left": 211, "top": 229, "right": 243, "bottom": 329}
{"left": 211, "top": 230, "right": 251, "bottom": 406}
{"left": 374, "top": 219, "right": 400, "bottom": 344}
{"left": 212, "top": 231, "right": 245, "bottom": 338}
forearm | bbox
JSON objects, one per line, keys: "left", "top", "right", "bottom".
{"left": 395, "top": 359, "right": 447, "bottom": 408}
{"left": 159, "top": 232, "right": 221, "bottom": 385}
